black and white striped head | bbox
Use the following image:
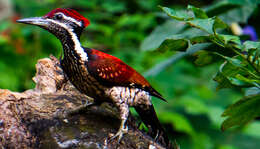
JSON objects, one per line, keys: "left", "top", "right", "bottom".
{"left": 16, "top": 8, "right": 90, "bottom": 39}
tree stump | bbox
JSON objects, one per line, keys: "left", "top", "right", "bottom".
{"left": 0, "top": 56, "right": 166, "bottom": 149}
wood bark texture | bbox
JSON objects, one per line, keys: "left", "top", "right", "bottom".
{"left": 0, "top": 56, "right": 166, "bottom": 149}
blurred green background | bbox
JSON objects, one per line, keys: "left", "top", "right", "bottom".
{"left": 0, "top": 0, "right": 260, "bottom": 148}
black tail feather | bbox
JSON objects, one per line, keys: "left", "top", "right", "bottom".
{"left": 134, "top": 105, "right": 171, "bottom": 148}
{"left": 149, "top": 87, "right": 167, "bottom": 102}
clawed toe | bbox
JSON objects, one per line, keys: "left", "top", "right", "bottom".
{"left": 109, "top": 126, "right": 128, "bottom": 143}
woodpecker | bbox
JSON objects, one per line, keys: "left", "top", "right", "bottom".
{"left": 17, "top": 8, "right": 170, "bottom": 147}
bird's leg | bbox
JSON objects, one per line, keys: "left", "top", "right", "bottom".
{"left": 109, "top": 103, "right": 129, "bottom": 143}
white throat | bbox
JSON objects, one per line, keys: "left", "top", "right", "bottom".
{"left": 68, "top": 29, "right": 88, "bottom": 62}
{"left": 49, "top": 19, "right": 88, "bottom": 62}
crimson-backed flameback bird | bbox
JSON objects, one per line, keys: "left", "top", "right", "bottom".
{"left": 17, "top": 8, "right": 171, "bottom": 147}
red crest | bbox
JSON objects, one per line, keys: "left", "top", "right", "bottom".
{"left": 44, "top": 8, "right": 90, "bottom": 27}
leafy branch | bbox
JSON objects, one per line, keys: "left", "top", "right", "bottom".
{"left": 147, "top": 2, "right": 260, "bottom": 130}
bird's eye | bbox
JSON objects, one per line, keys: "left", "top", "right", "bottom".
{"left": 55, "top": 14, "right": 63, "bottom": 20}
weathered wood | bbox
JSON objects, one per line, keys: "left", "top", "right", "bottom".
{"left": 0, "top": 56, "right": 165, "bottom": 149}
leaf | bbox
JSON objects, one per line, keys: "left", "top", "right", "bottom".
{"left": 243, "top": 41, "right": 260, "bottom": 67}
{"left": 221, "top": 95, "right": 260, "bottom": 131}
{"left": 213, "top": 57, "right": 250, "bottom": 90}
{"left": 190, "top": 35, "right": 213, "bottom": 44}
{"left": 158, "top": 35, "right": 190, "bottom": 52}
{"left": 140, "top": 20, "right": 186, "bottom": 51}
{"left": 205, "top": 0, "right": 258, "bottom": 24}
{"left": 187, "top": 5, "right": 208, "bottom": 19}
{"left": 194, "top": 50, "right": 213, "bottom": 66}
{"left": 227, "top": 76, "right": 248, "bottom": 86}
{"left": 159, "top": 6, "right": 193, "bottom": 21}
{"left": 218, "top": 4, "right": 257, "bottom": 24}
{"left": 187, "top": 18, "right": 215, "bottom": 34}
{"left": 217, "top": 34, "right": 241, "bottom": 45}
{"left": 205, "top": 0, "right": 240, "bottom": 17}
{"left": 160, "top": 6, "right": 230, "bottom": 37}
{"left": 213, "top": 71, "right": 234, "bottom": 90}
{"left": 187, "top": 17, "right": 226, "bottom": 35}
{"left": 144, "top": 43, "right": 210, "bottom": 77}
{"left": 213, "top": 17, "right": 228, "bottom": 31}
{"left": 214, "top": 53, "right": 260, "bottom": 89}
{"left": 245, "top": 87, "right": 260, "bottom": 96}
{"left": 235, "top": 74, "right": 260, "bottom": 85}
{"left": 221, "top": 56, "right": 245, "bottom": 68}
{"left": 243, "top": 41, "right": 260, "bottom": 51}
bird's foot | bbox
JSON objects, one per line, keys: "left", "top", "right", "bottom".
{"left": 109, "top": 124, "right": 128, "bottom": 143}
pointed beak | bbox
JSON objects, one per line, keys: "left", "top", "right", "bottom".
{"left": 16, "top": 17, "right": 49, "bottom": 27}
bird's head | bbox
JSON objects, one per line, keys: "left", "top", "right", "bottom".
{"left": 16, "top": 8, "right": 90, "bottom": 39}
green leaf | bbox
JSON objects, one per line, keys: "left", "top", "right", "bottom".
{"left": 227, "top": 76, "right": 248, "bottom": 86}
{"left": 143, "top": 43, "right": 210, "bottom": 77}
{"left": 213, "top": 17, "right": 228, "bottom": 31}
{"left": 220, "top": 5, "right": 257, "bottom": 24}
{"left": 205, "top": 0, "right": 241, "bottom": 17}
{"left": 221, "top": 95, "right": 260, "bottom": 131}
{"left": 187, "top": 18, "right": 215, "bottom": 34}
{"left": 187, "top": 5, "right": 208, "bottom": 19}
{"left": 158, "top": 35, "right": 190, "bottom": 52}
{"left": 217, "top": 34, "right": 241, "bottom": 46}
{"left": 213, "top": 71, "right": 234, "bottom": 90}
{"left": 235, "top": 74, "right": 260, "bottom": 85}
{"left": 243, "top": 41, "right": 260, "bottom": 51}
{"left": 245, "top": 87, "right": 260, "bottom": 96}
{"left": 214, "top": 53, "right": 260, "bottom": 89}
{"left": 243, "top": 41, "right": 260, "bottom": 68}
{"left": 194, "top": 50, "right": 213, "bottom": 66}
{"left": 221, "top": 56, "right": 244, "bottom": 68}
{"left": 213, "top": 57, "right": 250, "bottom": 89}
{"left": 190, "top": 35, "right": 213, "bottom": 44}
{"left": 140, "top": 20, "right": 186, "bottom": 51}
{"left": 160, "top": 5, "right": 229, "bottom": 35}
{"left": 159, "top": 6, "right": 193, "bottom": 21}
{"left": 205, "top": 0, "right": 258, "bottom": 24}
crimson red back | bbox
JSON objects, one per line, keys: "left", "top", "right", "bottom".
{"left": 44, "top": 8, "right": 90, "bottom": 27}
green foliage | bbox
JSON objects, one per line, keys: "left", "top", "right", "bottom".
{"left": 140, "top": 20, "right": 186, "bottom": 51}
{"left": 145, "top": 1, "right": 260, "bottom": 133}
{"left": 141, "top": 0, "right": 260, "bottom": 148}
{"left": 158, "top": 35, "right": 189, "bottom": 52}
{"left": 206, "top": 0, "right": 258, "bottom": 24}
{"left": 221, "top": 95, "right": 260, "bottom": 130}
{"left": 160, "top": 112, "right": 195, "bottom": 135}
